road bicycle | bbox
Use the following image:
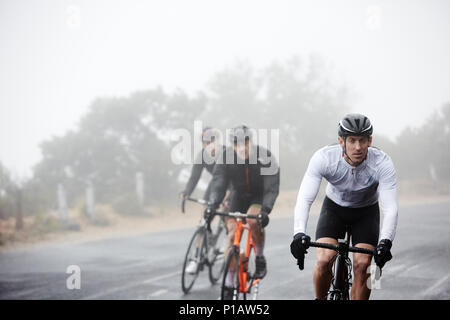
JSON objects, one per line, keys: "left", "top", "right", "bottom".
{"left": 180, "top": 197, "right": 228, "bottom": 294}
{"left": 297, "top": 226, "right": 376, "bottom": 300}
{"left": 211, "top": 210, "right": 263, "bottom": 300}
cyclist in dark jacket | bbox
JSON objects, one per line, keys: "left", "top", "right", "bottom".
{"left": 181, "top": 127, "right": 221, "bottom": 202}
{"left": 208, "top": 125, "right": 280, "bottom": 299}
{"left": 181, "top": 127, "right": 229, "bottom": 274}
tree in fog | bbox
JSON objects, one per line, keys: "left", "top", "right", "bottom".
{"left": 202, "top": 55, "right": 351, "bottom": 188}
{"left": 394, "top": 102, "right": 450, "bottom": 182}
{"left": 31, "top": 88, "right": 206, "bottom": 213}
{"left": 0, "top": 163, "right": 16, "bottom": 219}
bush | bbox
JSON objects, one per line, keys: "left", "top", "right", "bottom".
{"left": 111, "top": 193, "right": 148, "bottom": 216}
{"left": 29, "top": 213, "right": 63, "bottom": 237}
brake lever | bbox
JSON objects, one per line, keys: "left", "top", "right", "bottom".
{"left": 297, "top": 258, "right": 304, "bottom": 270}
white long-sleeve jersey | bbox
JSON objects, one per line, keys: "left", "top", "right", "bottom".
{"left": 293, "top": 144, "right": 398, "bottom": 241}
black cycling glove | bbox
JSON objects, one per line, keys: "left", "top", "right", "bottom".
{"left": 258, "top": 211, "right": 270, "bottom": 228}
{"left": 374, "top": 239, "right": 392, "bottom": 269}
{"left": 204, "top": 205, "right": 216, "bottom": 223}
{"left": 290, "top": 232, "right": 311, "bottom": 270}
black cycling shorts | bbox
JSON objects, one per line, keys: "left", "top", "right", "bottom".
{"left": 228, "top": 193, "right": 263, "bottom": 213}
{"left": 315, "top": 196, "right": 380, "bottom": 247}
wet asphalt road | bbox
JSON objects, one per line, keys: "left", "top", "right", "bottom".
{"left": 0, "top": 201, "right": 449, "bottom": 300}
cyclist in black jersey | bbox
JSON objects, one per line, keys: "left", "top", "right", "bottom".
{"left": 207, "top": 125, "right": 280, "bottom": 299}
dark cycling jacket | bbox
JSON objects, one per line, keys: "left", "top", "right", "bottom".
{"left": 183, "top": 146, "right": 225, "bottom": 196}
{"left": 209, "top": 145, "right": 280, "bottom": 214}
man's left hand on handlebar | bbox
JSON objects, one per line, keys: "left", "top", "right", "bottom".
{"left": 374, "top": 239, "right": 392, "bottom": 269}
{"left": 257, "top": 211, "right": 269, "bottom": 228}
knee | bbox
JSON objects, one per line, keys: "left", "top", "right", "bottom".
{"left": 227, "top": 226, "right": 236, "bottom": 242}
{"left": 247, "top": 219, "right": 259, "bottom": 231}
{"left": 315, "top": 254, "right": 334, "bottom": 274}
{"left": 353, "top": 259, "right": 371, "bottom": 277}
{"left": 227, "top": 226, "right": 235, "bottom": 237}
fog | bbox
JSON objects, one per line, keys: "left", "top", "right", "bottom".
{"left": 1, "top": 1, "right": 450, "bottom": 302}
{"left": 1, "top": 0, "right": 450, "bottom": 177}
{"left": 0, "top": 1, "right": 449, "bottom": 225}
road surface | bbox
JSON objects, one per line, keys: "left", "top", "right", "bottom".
{"left": 0, "top": 201, "right": 449, "bottom": 300}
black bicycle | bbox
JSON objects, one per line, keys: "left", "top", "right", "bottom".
{"left": 298, "top": 226, "right": 376, "bottom": 300}
{"left": 180, "top": 197, "right": 228, "bottom": 294}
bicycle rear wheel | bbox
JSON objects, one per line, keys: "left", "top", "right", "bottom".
{"left": 208, "top": 218, "right": 227, "bottom": 284}
{"left": 221, "top": 248, "right": 244, "bottom": 300}
{"left": 181, "top": 227, "right": 206, "bottom": 294}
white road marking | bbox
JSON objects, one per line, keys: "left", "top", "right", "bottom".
{"left": 148, "top": 289, "right": 168, "bottom": 298}
{"left": 80, "top": 270, "right": 181, "bottom": 300}
{"left": 383, "top": 263, "right": 406, "bottom": 275}
{"left": 143, "top": 271, "right": 181, "bottom": 284}
{"left": 3, "top": 287, "right": 41, "bottom": 299}
{"left": 423, "top": 274, "right": 450, "bottom": 297}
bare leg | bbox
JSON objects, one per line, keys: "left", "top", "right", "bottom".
{"left": 350, "top": 243, "right": 374, "bottom": 300}
{"left": 246, "top": 206, "right": 264, "bottom": 254}
{"left": 313, "top": 237, "right": 338, "bottom": 299}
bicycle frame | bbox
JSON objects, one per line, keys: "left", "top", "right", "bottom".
{"left": 231, "top": 218, "right": 261, "bottom": 295}
{"left": 328, "top": 233, "right": 352, "bottom": 299}
{"left": 305, "top": 228, "right": 375, "bottom": 300}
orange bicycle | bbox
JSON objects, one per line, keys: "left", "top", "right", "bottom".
{"left": 212, "top": 210, "right": 262, "bottom": 300}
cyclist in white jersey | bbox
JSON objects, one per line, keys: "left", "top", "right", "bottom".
{"left": 290, "top": 114, "right": 398, "bottom": 300}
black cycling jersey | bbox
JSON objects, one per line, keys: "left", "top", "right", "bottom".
{"left": 183, "top": 146, "right": 227, "bottom": 199}
{"left": 209, "top": 145, "right": 280, "bottom": 214}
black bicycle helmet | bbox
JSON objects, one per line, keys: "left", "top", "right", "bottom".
{"left": 338, "top": 113, "right": 373, "bottom": 137}
{"left": 229, "top": 124, "right": 252, "bottom": 143}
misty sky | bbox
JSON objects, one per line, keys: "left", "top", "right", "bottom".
{"left": 1, "top": 0, "right": 449, "bottom": 177}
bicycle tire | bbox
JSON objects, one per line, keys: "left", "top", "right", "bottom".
{"left": 221, "top": 248, "right": 244, "bottom": 300}
{"left": 328, "top": 255, "right": 349, "bottom": 300}
{"left": 245, "top": 244, "right": 259, "bottom": 300}
{"left": 181, "top": 227, "right": 206, "bottom": 294}
{"left": 208, "top": 218, "right": 227, "bottom": 284}
{"left": 328, "top": 291, "right": 343, "bottom": 300}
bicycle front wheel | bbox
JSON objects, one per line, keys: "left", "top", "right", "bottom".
{"left": 208, "top": 218, "right": 227, "bottom": 284}
{"left": 181, "top": 227, "right": 206, "bottom": 294}
{"left": 221, "top": 248, "right": 244, "bottom": 300}
{"left": 328, "top": 255, "right": 349, "bottom": 300}
{"left": 328, "top": 291, "right": 343, "bottom": 300}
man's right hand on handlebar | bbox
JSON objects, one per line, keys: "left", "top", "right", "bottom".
{"left": 204, "top": 203, "right": 218, "bottom": 222}
{"left": 290, "top": 232, "right": 311, "bottom": 270}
